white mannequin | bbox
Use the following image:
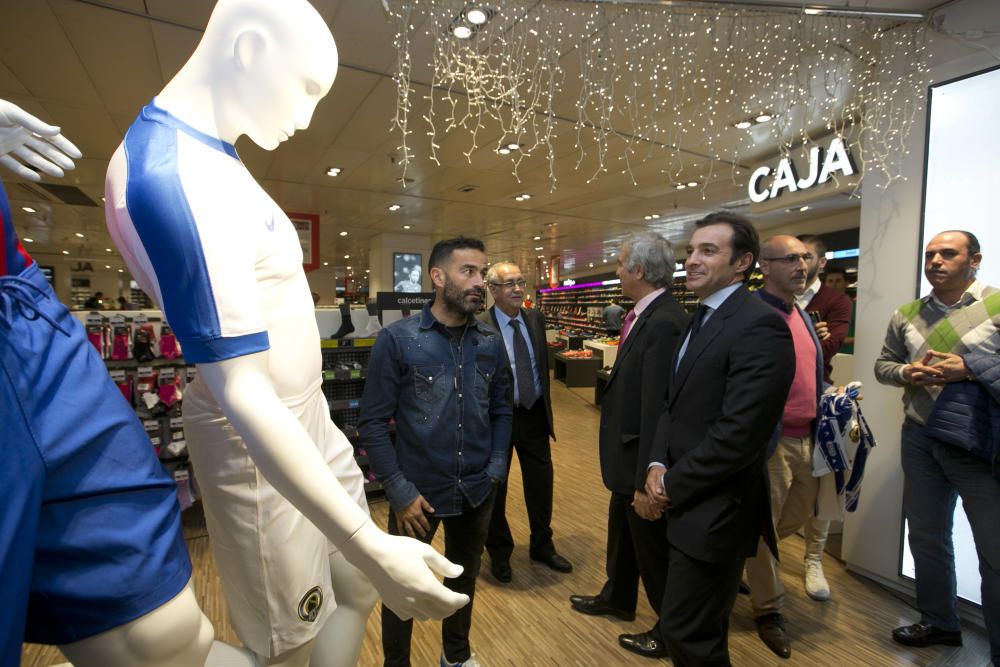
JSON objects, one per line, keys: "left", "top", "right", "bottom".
{"left": 104, "top": 1, "right": 467, "bottom": 666}
{"left": 0, "top": 101, "right": 253, "bottom": 667}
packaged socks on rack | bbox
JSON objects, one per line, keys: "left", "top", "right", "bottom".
{"left": 110, "top": 314, "right": 131, "bottom": 360}
{"left": 159, "top": 323, "right": 179, "bottom": 359}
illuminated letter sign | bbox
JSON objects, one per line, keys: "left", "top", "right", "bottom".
{"left": 747, "top": 138, "right": 856, "bottom": 203}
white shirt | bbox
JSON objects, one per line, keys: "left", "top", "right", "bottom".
{"left": 796, "top": 277, "right": 821, "bottom": 310}
{"left": 675, "top": 282, "right": 742, "bottom": 366}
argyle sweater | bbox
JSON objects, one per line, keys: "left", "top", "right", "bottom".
{"left": 874, "top": 281, "right": 1000, "bottom": 425}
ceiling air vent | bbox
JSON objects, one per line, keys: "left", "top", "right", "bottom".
{"left": 457, "top": 184, "right": 478, "bottom": 193}
{"left": 37, "top": 183, "right": 99, "bottom": 207}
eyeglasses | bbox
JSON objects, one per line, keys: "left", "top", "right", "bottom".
{"left": 760, "top": 252, "right": 814, "bottom": 265}
{"left": 490, "top": 279, "right": 527, "bottom": 289}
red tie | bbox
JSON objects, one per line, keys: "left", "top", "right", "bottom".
{"left": 620, "top": 308, "right": 636, "bottom": 341}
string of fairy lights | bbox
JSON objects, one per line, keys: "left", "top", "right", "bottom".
{"left": 384, "top": 0, "right": 931, "bottom": 193}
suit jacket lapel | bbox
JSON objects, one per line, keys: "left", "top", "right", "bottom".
{"left": 608, "top": 292, "right": 663, "bottom": 386}
{"left": 669, "top": 285, "right": 750, "bottom": 404}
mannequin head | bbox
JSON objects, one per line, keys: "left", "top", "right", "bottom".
{"left": 166, "top": 0, "right": 338, "bottom": 150}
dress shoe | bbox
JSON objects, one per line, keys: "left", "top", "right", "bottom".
{"left": 618, "top": 630, "right": 670, "bottom": 659}
{"left": 490, "top": 560, "right": 512, "bottom": 583}
{"left": 531, "top": 552, "right": 573, "bottom": 573}
{"left": 892, "top": 623, "right": 963, "bottom": 648}
{"left": 754, "top": 613, "right": 791, "bottom": 659}
{"left": 569, "top": 594, "right": 635, "bottom": 621}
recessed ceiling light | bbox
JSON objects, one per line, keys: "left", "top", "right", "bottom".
{"left": 498, "top": 147, "right": 511, "bottom": 155}
{"left": 118, "top": 269, "right": 123, "bottom": 273}
{"left": 804, "top": 7, "right": 823, "bottom": 15}
{"left": 537, "top": 254, "right": 544, "bottom": 258}
{"left": 799, "top": 205, "right": 811, "bottom": 212}
{"left": 75, "top": 232, "right": 85, "bottom": 238}
{"left": 466, "top": 8, "right": 488, "bottom": 25}
{"left": 61, "top": 250, "right": 69, "bottom": 255}
{"left": 675, "top": 184, "right": 687, "bottom": 190}
{"left": 324, "top": 261, "right": 329, "bottom": 266}
{"left": 734, "top": 120, "right": 752, "bottom": 129}
{"left": 506, "top": 142, "right": 519, "bottom": 151}
{"left": 365, "top": 269, "right": 370, "bottom": 273}
{"left": 588, "top": 262, "right": 594, "bottom": 268}
{"left": 22, "top": 206, "right": 35, "bottom": 213}
{"left": 535, "top": 246, "right": 544, "bottom": 250}
{"left": 346, "top": 266, "right": 352, "bottom": 270}
{"left": 403, "top": 224, "right": 412, "bottom": 230}
{"left": 343, "top": 254, "right": 350, "bottom": 259}
{"left": 453, "top": 24, "right": 472, "bottom": 39}
{"left": 387, "top": 204, "right": 402, "bottom": 211}
{"left": 755, "top": 113, "right": 773, "bottom": 123}
{"left": 326, "top": 167, "right": 342, "bottom": 176}
{"left": 339, "top": 231, "right": 348, "bottom": 236}
{"left": 533, "top": 235, "right": 541, "bottom": 240}
{"left": 106, "top": 248, "right": 112, "bottom": 252}
{"left": 101, "top": 197, "right": 106, "bottom": 202}
{"left": 603, "top": 258, "right": 608, "bottom": 263}
{"left": 23, "top": 237, "right": 33, "bottom": 243}
{"left": 687, "top": 181, "right": 698, "bottom": 187}
{"left": 105, "top": 265, "right": 111, "bottom": 269}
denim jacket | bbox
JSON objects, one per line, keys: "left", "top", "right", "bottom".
{"left": 359, "top": 302, "right": 513, "bottom": 516}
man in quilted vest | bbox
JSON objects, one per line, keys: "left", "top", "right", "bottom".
{"left": 875, "top": 230, "right": 999, "bottom": 664}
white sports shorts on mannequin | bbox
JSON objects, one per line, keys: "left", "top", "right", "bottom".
{"left": 183, "top": 376, "right": 368, "bottom": 657}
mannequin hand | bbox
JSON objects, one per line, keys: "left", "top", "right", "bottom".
{"left": 0, "top": 99, "right": 82, "bottom": 181}
{"left": 339, "top": 520, "right": 469, "bottom": 621}
{"left": 396, "top": 494, "right": 434, "bottom": 538}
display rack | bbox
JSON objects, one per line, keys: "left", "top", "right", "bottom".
{"left": 320, "top": 337, "right": 384, "bottom": 499}
{"left": 536, "top": 280, "right": 631, "bottom": 336}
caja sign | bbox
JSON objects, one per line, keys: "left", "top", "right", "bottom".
{"left": 748, "top": 137, "right": 857, "bottom": 204}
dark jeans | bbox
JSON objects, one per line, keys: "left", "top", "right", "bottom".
{"left": 382, "top": 490, "right": 496, "bottom": 666}
{"left": 901, "top": 421, "right": 999, "bottom": 661}
{"left": 486, "top": 401, "right": 555, "bottom": 562}
{"left": 599, "top": 492, "right": 668, "bottom": 624}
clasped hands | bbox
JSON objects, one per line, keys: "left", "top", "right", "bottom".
{"left": 902, "top": 350, "right": 970, "bottom": 386}
{"left": 633, "top": 466, "right": 670, "bottom": 521}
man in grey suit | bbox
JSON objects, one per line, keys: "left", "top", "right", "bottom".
{"left": 482, "top": 261, "right": 572, "bottom": 582}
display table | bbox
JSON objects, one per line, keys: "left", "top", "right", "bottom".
{"left": 583, "top": 340, "right": 618, "bottom": 369}
{"left": 553, "top": 351, "right": 602, "bottom": 387}
{"left": 594, "top": 368, "right": 611, "bottom": 405}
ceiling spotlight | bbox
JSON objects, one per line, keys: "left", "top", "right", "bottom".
{"left": 23, "top": 237, "right": 33, "bottom": 243}
{"left": 466, "top": 8, "right": 489, "bottom": 25}
{"left": 339, "top": 231, "right": 348, "bottom": 236}
{"left": 106, "top": 248, "right": 113, "bottom": 252}
{"left": 506, "top": 142, "right": 520, "bottom": 151}
{"left": 453, "top": 24, "right": 472, "bottom": 39}
{"left": 520, "top": 193, "right": 531, "bottom": 199}
{"left": 687, "top": 181, "right": 698, "bottom": 187}
{"left": 323, "top": 261, "right": 330, "bottom": 266}
{"left": 588, "top": 262, "right": 594, "bottom": 268}
{"left": 74, "top": 232, "right": 85, "bottom": 238}
{"left": 498, "top": 147, "right": 511, "bottom": 155}
{"left": 22, "top": 206, "right": 35, "bottom": 213}
{"left": 537, "top": 254, "right": 544, "bottom": 258}
{"left": 403, "top": 224, "right": 412, "bottom": 230}
{"left": 649, "top": 213, "right": 659, "bottom": 219}
{"left": 346, "top": 266, "right": 352, "bottom": 270}
{"left": 105, "top": 265, "right": 111, "bottom": 269}
{"left": 799, "top": 205, "right": 811, "bottom": 212}
{"left": 326, "top": 167, "right": 342, "bottom": 176}
{"left": 755, "top": 113, "right": 773, "bottom": 123}
{"left": 365, "top": 269, "right": 370, "bottom": 273}
{"left": 118, "top": 269, "right": 124, "bottom": 273}
{"left": 804, "top": 7, "right": 823, "bottom": 15}
{"left": 344, "top": 254, "right": 350, "bottom": 259}
{"left": 675, "top": 184, "right": 687, "bottom": 190}
{"left": 61, "top": 250, "right": 69, "bottom": 255}
{"left": 734, "top": 120, "right": 753, "bottom": 129}
{"left": 387, "top": 204, "right": 402, "bottom": 211}
{"left": 533, "top": 235, "right": 541, "bottom": 240}
{"left": 535, "top": 246, "right": 544, "bottom": 250}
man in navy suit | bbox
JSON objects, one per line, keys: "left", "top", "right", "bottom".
{"left": 646, "top": 213, "right": 795, "bottom": 666}
{"left": 482, "top": 261, "right": 572, "bottom": 582}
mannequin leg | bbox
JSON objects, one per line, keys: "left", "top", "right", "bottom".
{"left": 308, "top": 551, "right": 378, "bottom": 667}
{"left": 58, "top": 580, "right": 214, "bottom": 667}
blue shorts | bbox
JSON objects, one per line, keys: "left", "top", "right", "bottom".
{"left": 0, "top": 263, "right": 191, "bottom": 661}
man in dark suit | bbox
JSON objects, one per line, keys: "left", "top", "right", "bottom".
{"left": 569, "top": 232, "right": 688, "bottom": 660}
{"left": 482, "top": 261, "right": 572, "bottom": 582}
{"left": 645, "top": 212, "right": 796, "bottom": 666}
{"left": 795, "top": 234, "right": 854, "bottom": 603}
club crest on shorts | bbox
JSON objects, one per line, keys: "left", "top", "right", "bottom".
{"left": 297, "top": 586, "right": 323, "bottom": 622}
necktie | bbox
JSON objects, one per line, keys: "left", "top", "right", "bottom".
{"left": 620, "top": 308, "right": 637, "bottom": 341}
{"left": 510, "top": 319, "right": 537, "bottom": 409}
{"left": 689, "top": 303, "right": 710, "bottom": 340}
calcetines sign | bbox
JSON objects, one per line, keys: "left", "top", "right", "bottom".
{"left": 748, "top": 137, "right": 857, "bottom": 204}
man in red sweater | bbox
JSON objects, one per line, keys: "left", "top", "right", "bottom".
{"left": 795, "top": 234, "right": 854, "bottom": 604}
{"left": 745, "top": 235, "right": 826, "bottom": 659}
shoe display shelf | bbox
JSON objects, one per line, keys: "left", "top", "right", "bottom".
{"left": 321, "top": 337, "right": 385, "bottom": 500}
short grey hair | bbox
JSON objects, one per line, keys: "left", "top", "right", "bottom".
{"left": 486, "top": 261, "right": 518, "bottom": 285}
{"left": 622, "top": 232, "right": 676, "bottom": 288}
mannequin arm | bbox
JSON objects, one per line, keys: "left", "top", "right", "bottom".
{"left": 0, "top": 99, "right": 81, "bottom": 181}
{"left": 197, "top": 351, "right": 469, "bottom": 621}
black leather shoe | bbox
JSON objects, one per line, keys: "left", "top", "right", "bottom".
{"left": 755, "top": 613, "right": 791, "bottom": 659}
{"left": 569, "top": 595, "right": 635, "bottom": 621}
{"left": 892, "top": 623, "right": 963, "bottom": 647}
{"left": 532, "top": 552, "right": 573, "bottom": 573}
{"left": 491, "top": 560, "right": 512, "bottom": 583}
{"left": 618, "top": 630, "right": 670, "bottom": 659}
